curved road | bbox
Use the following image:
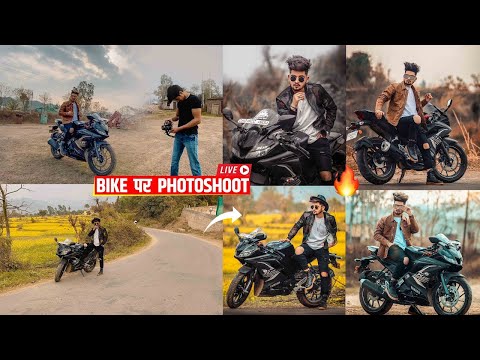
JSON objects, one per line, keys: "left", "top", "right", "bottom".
{"left": 0, "top": 228, "right": 222, "bottom": 315}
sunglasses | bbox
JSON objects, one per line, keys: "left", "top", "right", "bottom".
{"left": 403, "top": 74, "right": 416, "bottom": 80}
{"left": 94, "top": 222, "right": 100, "bottom": 225}
{"left": 311, "top": 205, "right": 322, "bottom": 210}
{"left": 290, "top": 75, "right": 306, "bottom": 83}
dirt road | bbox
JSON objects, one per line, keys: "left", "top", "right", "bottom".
{"left": 0, "top": 115, "right": 222, "bottom": 183}
{"left": 347, "top": 157, "right": 480, "bottom": 189}
{"left": 346, "top": 280, "right": 480, "bottom": 315}
{"left": 0, "top": 228, "right": 222, "bottom": 315}
{"left": 224, "top": 306, "right": 344, "bottom": 315}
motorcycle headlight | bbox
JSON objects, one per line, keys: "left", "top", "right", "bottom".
{"left": 58, "top": 248, "right": 71, "bottom": 256}
{"left": 238, "top": 244, "right": 258, "bottom": 258}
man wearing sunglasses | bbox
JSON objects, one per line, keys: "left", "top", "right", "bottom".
{"left": 375, "top": 62, "right": 442, "bottom": 185}
{"left": 276, "top": 55, "right": 337, "bottom": 184}
{"left": 374, "top": 192, "right": 421, "bottom": 315}
{"left": 84, "top": 217, "right": 108, "bottom": 276}
{"left": 282, "top": 195, "right": 337, "bottom": 310}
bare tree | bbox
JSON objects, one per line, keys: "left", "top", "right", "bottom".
{"left": 0, "top": 184, "right": 30, "bottom": 267}
{"left": 38, "top": 92, "right": 51, "bottom": 111}
{"left": 0, "top": 83, "right": 12, "bottom": 108}
{"left": 68, "top": 214, "right": 79, "bottom": 240}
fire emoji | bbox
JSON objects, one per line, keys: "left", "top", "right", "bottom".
{"left": 334, "top": 165, "right": 359, "bottom": 196}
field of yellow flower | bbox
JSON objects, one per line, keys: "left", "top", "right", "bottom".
{"left": 223, "top": 211, "right": 346, "bottom": 308}
{"left": 0, "top": 216, "right": 149, "bottom": 292}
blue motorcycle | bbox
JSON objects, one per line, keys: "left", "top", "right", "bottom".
{"left": 48, "top": 113, "right": 116, "bottom": 175}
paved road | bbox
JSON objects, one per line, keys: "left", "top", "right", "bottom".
{"left": 224, "top": 306, "right": 344, "bottom": 315}
{"left": 0, "top": 228, "right": 222, "bottom": 315}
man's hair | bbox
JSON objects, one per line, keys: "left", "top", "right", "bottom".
{"left": 286, "top": 55, "right": 311, "bottom": 74}
{"left": 71, "top": 87, "right": 79, "bottom": 95}
{"left": 404, "top": 62, "right": 420, "bottom": 75}
{"left": 393, "top": 192, "right": 409, "bottom": 204}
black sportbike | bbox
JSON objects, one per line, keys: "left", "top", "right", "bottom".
{"left": 54, "top": 238, "right": 98, "bottom": 282}
{"left": 48, "top": 113, "right": 117, "bottom": 175}
{"left": 223, "top": 108, "right": 345, "bottom": 185}
{"left": 347, "top": 99, "right": 467, "bottom": 184}
{"left": 226, "top": 227, "right": 342, "bottom": 309}
{"left": 354, "top": 234, "right": 472, "bottom": 315}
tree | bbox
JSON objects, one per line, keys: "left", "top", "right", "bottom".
{"left": 68, "top": 214, "right": 79, "bottom": 240}
{"left": 47, "top": 205, "right": 56, "bottom": 216}
{"left": 14, "top": 87, "right": 33, "bottom": 111}
{"left": 346, "top": 52, "right": 372, "bottom": 86}
{"left": 38, "top": 92, "right": 51, "bottom": 111}
{"left": 37, "top": 210, "right": 48, "bottom": 217}
{"left": 6, "top": 98, "right": 19, "bottom": 111}
{"left": 0, "top": 185, "right": 30, "bottom": 268}
{"left": 153, "top": 74, "right": 174, "bottom": 102}
{"left": 190, "top": 84, "right": 201, "bottom": 95}
{"left": 76, "top": 81, "right": 95, "bottom": 113}
{"left": 0, "top": 83, "right": 12, "bottom": 108}
{"left": 201, "top": 78, "right": 222, "bottom": 100}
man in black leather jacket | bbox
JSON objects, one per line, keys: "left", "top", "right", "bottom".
{"left": 283, "top": 195, "right": 337, "bottom": 310}
{"left": 276, "top": 55, "right": 337, "bottom": 183}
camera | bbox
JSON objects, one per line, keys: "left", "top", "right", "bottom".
{"left": 162, "top": 119, "right": 173, "bottom": 132}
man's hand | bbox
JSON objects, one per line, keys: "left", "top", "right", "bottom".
{"left": 171, "top": 117, "right": 179, "bottom": 122}
{"left": 405, "top": 205, "right": 413, "bottom": 216}
{"left": 375, "top": 110, "right": 384, "bottom": 119}
{"left": 84, "top": 243, "right": 88, "bottom": 248}
{"left": 171, "top": 127, "right": 181, "bottom": 134}
{"left": 424, "top": 93, "right": 433, "bottom": 102}
{"left": 292, "top": 92, "right": 305, "bottom": 107}
{"left": 387, "top": 242, "right": 393, "bottom": 248}
{"left": 67, "top": 111, "right": 74, "bottom": 116}
{"left": 280, "top": 238, "right": 291, "bottom": 242}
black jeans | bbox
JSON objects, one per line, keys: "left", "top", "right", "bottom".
{"left": 85, "top": 243, "right": 104, "bottom": 269}
{"left": 293, "top": 243, "right": 331, "bottom": 295}
{"left": 396, "top": 115, "right": 418, "bottom": 143}
{"left": 306, "top": 137, "right": 332, "bottom": 172}
{"left": 387, "top": 244, "right": 407, "bottom": 280}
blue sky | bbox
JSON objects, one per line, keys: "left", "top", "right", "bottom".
{"left": 0, "top": 45, "right": 222, "bottom": 110}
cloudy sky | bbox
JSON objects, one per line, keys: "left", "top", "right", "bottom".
{"left": 0, "top": 45, "right": 222, "bottom": 110}
{"left": 347, "top": 45, "right": 480, "bottom": 87}
{"left": 223, "top": 45, "right": 338, "bottom": 83}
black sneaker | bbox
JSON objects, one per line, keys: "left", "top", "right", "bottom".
{"left": 97, "top": 269, "right": 103, "bottom": 276}
{"left": 304, "top": 270, "right": 314, "bottom": 290}
{"left": 407, "top": 141, "right": 418, "bottom": 162}
{"left": 318, "top": 295, "right": 328, "bottom": 310}
{"left": 385, "top": 281, "right": 398, "bottom": 301}
{"left": 426, "top": 170, "right": 443, "bottom": 185}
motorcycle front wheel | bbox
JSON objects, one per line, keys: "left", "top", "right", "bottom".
{"left": 50, "top": 145, "right": 63, "bottom": 160}
{"left": 55, "top": 259, "right": 68, "bottom": 282}
{"left": 433, "top": 142, "right": 467, "bottom": 183}
{"left": 226, "top": 272, "right": 254, "bottom": 309}
{"left": 356, "top": 140, "right": 396, "bottom": 185}
{"left": 359, "top": 271, "right": 393, "bottom": 315}
{"left": 85, "top": 144, "right": 116, "bottom": 176}
{"left": 430, "top": 277, "right": 472, "bottom": 315}
{"left": 296, "top": 273, "right": 329, "bottom": 308}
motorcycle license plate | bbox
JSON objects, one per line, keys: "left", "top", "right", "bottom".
{"left": 347, "top": 130, "right": 359, "bottom": 141}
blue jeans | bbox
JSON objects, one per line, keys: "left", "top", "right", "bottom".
{"left": 170, "top": 132, "right": 202, "bottom": 176}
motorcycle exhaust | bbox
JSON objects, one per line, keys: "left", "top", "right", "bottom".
{"left": 360, "top": 279, "right": 387, "bottom": 299}
{"left": 47, "top": 138, "right": 59, "bottom": 150}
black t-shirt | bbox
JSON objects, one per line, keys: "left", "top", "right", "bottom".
{"left": 178, "top": 94, "right": 202, "bottom": 135}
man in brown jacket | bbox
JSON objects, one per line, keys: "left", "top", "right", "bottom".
{"left": 375, "top": 62, "right": 442, "bottom": 185}
{"left": 58, "top": 88, "right": 82, "bottom": 155}
{"left": 374, "top": 192, "right": 419, "bottom": 302}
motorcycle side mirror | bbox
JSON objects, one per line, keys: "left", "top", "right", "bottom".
{"left": 54, "top": 237, "right": 58, "bottom": 243}
{"left": 222, "top": 108, "right": 234, "bottom": 121}
{"left": 234, "top": 227, "right": 239, "bottom": 235}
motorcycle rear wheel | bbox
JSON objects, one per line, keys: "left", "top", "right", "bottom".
{"left": 85, "top": 144, "right": 116, "bottom": 176}
{"left": 296, "top": 276, "right": 329, "bottom": 308}
{"left": 83, "top": 252, "right": 98, "bottom": 273}
{"left": 430, "top": 277, "right": 472, "bottom": 315}
{"left": 433, "top": 142, "right": 467, "bottom": 183}
{"left": 226, "top": 272, "right": 253, "bottom": 309}
{"left": 55, "top": 259, "right": 68, "bottom": 282}
{"left": 359, "top": 271, "right": 393, "bottom": 315}
{"left": 356, "top": 140, "right": 396, "bottom": 185}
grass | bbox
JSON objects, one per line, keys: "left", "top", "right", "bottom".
{"left": 223, "top": 212, "right": 346, "bottom": 308}
{"left": 0, "top": 216, "right": 151, "bottom": 293}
